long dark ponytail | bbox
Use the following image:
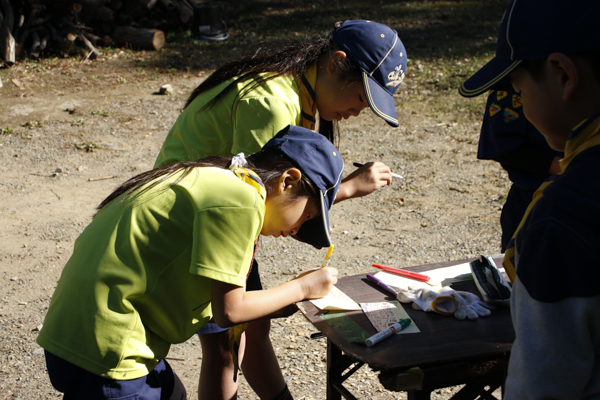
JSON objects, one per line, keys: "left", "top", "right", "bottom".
{"left": 96, "top": 149, "right": 317, "bottom": 212}
{"left": 183, "top": 21, "right": 362, "bottom": 144}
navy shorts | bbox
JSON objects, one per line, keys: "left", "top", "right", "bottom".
{"left": 44, "top": 350, "right": 177, "bottom": 400}
{"left": 197, "top": 259, "right": 262, "bottom": 335}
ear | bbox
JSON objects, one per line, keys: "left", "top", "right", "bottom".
{"left": 278, "top": 168, "right": 303, "bottom": 194}
{"left": 547, "top": 52, "right": 579, "bottom": 101}
{"left": 326, "top": 50, "right": 347, "bottom": 75}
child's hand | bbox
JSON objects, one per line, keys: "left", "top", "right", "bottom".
{"left": 337, "top": 161, "right": 394, "bottom": 201}
{"left": 296, "top": 267, "right": 338, "bottom": 299}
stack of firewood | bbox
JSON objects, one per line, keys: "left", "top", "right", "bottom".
{"left": 0, "top": 0, "right": 199, "bottom": 65}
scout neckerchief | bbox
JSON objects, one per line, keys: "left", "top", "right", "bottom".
{"left": 229, "top": 165, "right": 266, "bottom": 381}
{"left": 297, "top": 63, "right": 318, "bottom": 130}
{"left": 503, "top": 108, "right": 600, "bottom": 283}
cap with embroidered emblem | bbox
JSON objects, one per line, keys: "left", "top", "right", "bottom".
{"left": 262, "top": 126, "right": 344, "bottom": 248}
{"left": 332, "top": 20, "right": 407, "bottom": 127}
{"left": 459, "top": 0, "right": 600, "bottom": 98}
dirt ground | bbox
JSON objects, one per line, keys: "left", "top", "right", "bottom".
{"left": 0, "top": 45, "right": 508, "bottom": 399}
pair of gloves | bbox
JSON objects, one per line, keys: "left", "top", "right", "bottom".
{"left": 395, "top": 255, "right": 512, "bottom": 320}
{"left": 396, "top": 286, "right": 494, "bottom": 320}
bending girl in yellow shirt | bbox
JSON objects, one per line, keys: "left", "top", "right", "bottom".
{"left": 38, "top": 126, "right": 342, "bottom": 400}
{"left": 155, "top": 20, "right": 408, "bottom": 400}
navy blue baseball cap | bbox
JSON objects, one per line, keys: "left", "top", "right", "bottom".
{"left": 459, "top": 0, "right": 600, "bottom": 98}
{"left": 332, "top": 20, "right": 407, "bottom": 127}
{"left": 263, "top": 126, "right": 344, "bottom": 248}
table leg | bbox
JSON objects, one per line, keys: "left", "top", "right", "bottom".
{"left": 379, "top": 355, "right": 508, "bottom": 400}
{"left": 407, "top": 388, "right": 432, "bottom": 400}
{"left": 327, "top": 340, "right": 342, "bottom": 400}
{"left": 326, "top": 339, "right": 364, "bottom": 400}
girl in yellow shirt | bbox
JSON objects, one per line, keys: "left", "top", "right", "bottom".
{"left": 38, "top": 126, "right": 342, "bottom": 400}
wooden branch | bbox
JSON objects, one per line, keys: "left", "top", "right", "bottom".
{"left": 0, "top": 0, "right": 15, "bottom": 65}
{"left": 39, "top": 0, "right": 108, "bottom": 5}
{"left": 83, "top": 31, "right": 103, "bottom": 47}
{"left": 81, "top": 0, "right": 112, "bottom": 6}
{"left": 60, "top": 18, "right": 93, "bottom": 33}
{"left": 111, "top": 0, "right": 123, "bottom": 11}
{"left": 64, "top": 31, "right": 77, "bottom": 52}
{"left": 96, "top": 5, "right": 114, "bottom": 22}
{"left": 16, "top": 28, "right": 31, "bottom": 49}
{"left": 0, "top": 0, "right": 201, "bottom": 62}
{"left": 0, "top": 28, "right": 16, "bottom": 65}
{"left": 39, "top": 33, "right": 48, "bottom": 51}
{"left": 29, "top": 29, "right": 40, "bottom": 58}
{"left": 139, "top": 0, "right": 158, "bottom": 8}
{"left": 44, "top": 22, "right": 66, "bottom": 47}
{"left": 16, "top": 7, "right": 40, "bottom": 48}
{"left": 13, "top": 13, "right": 24, "bottom": 40}
{"left": 112, "top": 26, "right": 165, "bottom": 50}
{"left": 160, "top": 0, "right": 175, "bottom": 11}
{"left": 0, "top": 0, "right": 14, "bottom": 32}
{"left": 79, "top": 33, "right": 98, "bottom": 59}
{"left": 176, "top": 0, "right": 192, "bottom": 23}
{"left": 88, "top": 175, "right": 116, "bottom": 182}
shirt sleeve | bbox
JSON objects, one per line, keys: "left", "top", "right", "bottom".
{"left": 231, "top": 95, "right": 301, "bottom": 156}
{"left": 190, "top": 205, "right": 263, "bottom": 287}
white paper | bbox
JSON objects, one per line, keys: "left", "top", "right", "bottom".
{"left": 309, "top": 286, "right": 361, "bottom": 311}
{"left": 374, "top": 262, "right": 475, "bottom": 291}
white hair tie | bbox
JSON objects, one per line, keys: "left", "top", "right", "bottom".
{"left": 230, "top": 153, "right": 248, "bottom": 170}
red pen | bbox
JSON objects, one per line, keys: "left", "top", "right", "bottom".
{"left": 372, "top": 264, "right": 431, "bottom": 282}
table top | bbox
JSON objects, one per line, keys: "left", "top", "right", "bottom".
{"left": 298, "top": 257, "right": 514, "bottom": 372}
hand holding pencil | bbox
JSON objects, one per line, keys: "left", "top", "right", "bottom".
{"left": 353, "top": 162, "right": 403, "bottom": 179}
{"left": 291, "top": 244, "right": 337, "bottom": 298}
{"left": 343, "top": 161, "right": 399, "bottom": 198}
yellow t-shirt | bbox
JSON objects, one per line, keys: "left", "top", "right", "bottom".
{"left": 37, "top": 168, "right": 265, "bottom": 380}
{"left": 155, "top": 73, "right": 303, "bottom": 168}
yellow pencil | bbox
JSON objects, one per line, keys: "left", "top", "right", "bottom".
{"left": 321, "top": 244, "right": 335, "bottom": 268}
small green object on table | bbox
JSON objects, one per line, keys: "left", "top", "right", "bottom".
{"left": 320, "top": 312, "right": 370, "bottom": 344}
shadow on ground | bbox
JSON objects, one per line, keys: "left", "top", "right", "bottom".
{"left": 149, "top": 0, "right": 508, "bottom": 72}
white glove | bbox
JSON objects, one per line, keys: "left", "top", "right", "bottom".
{"left": 396, "top": 286, "right": 457, "bottom": 315}
{"left": 396, "top": 286, "right": 493, "bottom": 320}
{"left": 452, "top": 290, "right": 494, "bottom": 320}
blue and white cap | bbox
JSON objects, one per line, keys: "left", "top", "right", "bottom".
{"left": 263, "top": 126, "right": 344, "bottom": 248}
{"left": 459, "top": 0, "right": 600, "bottom": 98}
{"left": 333, "top": 20, "right": 408, "bottom": 127}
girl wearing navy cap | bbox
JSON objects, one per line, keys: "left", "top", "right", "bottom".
{"left": 153, "top": 19, "right": 408, "bottom": 400}
{"left": 37, "top": 126, "right": 341, "bottom": 400}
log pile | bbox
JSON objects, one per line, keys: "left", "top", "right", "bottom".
{"left": 0, "top": 0, "right": 197, "bottom": 65}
